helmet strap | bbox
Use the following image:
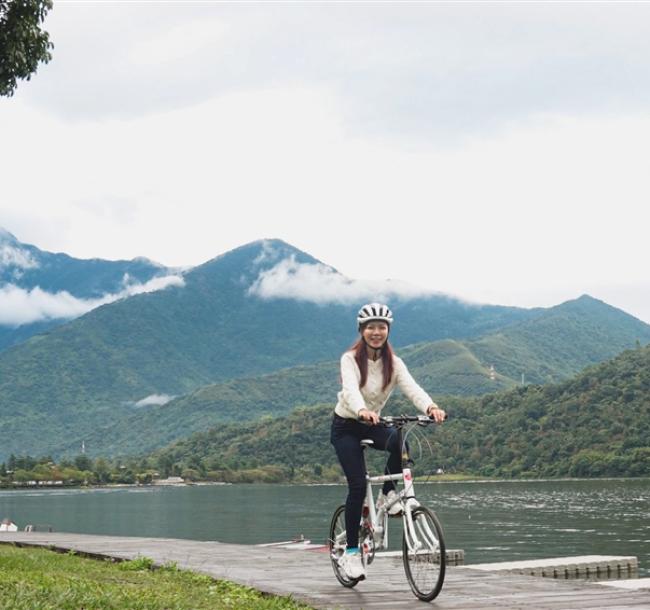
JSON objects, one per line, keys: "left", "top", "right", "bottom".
{"left": 360, "top": 336, "right": 387, "bottom": 361}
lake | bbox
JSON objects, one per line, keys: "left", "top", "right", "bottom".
{"left": 1, "top": 478, "right": 648, "bottom": 576}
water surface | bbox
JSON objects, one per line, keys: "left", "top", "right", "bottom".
{"left": 1, "top": 478, "right": 648, "bottom": 576}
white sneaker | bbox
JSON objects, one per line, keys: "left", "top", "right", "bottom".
{"left": 376, "top": 489, "right": 403, "bottom": 516}
{"left": 338, "top": 551, "right": 366, "bottom": 579}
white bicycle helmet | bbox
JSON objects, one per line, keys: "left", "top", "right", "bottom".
{"left": 357, "top": 302, "right": 393, "bottom": 328}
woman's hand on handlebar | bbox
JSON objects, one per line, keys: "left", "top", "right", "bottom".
{"left": 358, "top": 408, "right": 380, "bottom": 425}
{"left": 427, "top": 405, "right": 447, "bottom": 424}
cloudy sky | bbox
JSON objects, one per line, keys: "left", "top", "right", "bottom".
{"left": 2, "top": 1, "right": 650, "bottom": 323}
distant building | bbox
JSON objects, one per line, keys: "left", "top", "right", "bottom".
{"left": 152, "top": 476, "right": 185, "bottom": 486}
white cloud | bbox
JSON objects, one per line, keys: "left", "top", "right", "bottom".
{"left": 128, "top": 16, "right": 229, "bottom": 69}
{"left": 0, "top": 286, "right": 90, "bottom": 325}
{"left": 72, "top": 195, "right": 138, "bottom": 226}
{"left": 119, "top": 274, "right": 184, "bottom": 298}
{"left": 0, "top": 275, "right": 185, "bottom": 326}
{"left": 2, "top": 3, "right": 650, "bottom": 326}
{"left": 0, "top": 245, "right": 39, "bottom": 270}
{"left": 134, "top": 394, "right": 175, "bottom": 408}
{"left": 248, "top": 256, "right": 440, "bottom": 305}
{"left": 22, "top": 3, "right": 650, "bottom": 139}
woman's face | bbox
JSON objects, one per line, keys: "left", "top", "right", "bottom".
{"left": 361, "top": 321, "right": 389, "bottom": 349}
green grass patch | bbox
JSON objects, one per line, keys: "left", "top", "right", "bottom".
{"left": 0, "top": 544, "right": 312, "bottom": 610}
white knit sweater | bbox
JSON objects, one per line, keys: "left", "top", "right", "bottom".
{"left": 334, "top": 350, "right": 434, "bottom": 419}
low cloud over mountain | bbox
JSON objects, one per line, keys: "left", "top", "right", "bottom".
{"left": 0, "top": 228, "right": 182, "bottom": 335}
{"left": 0, "top": 243, "right": 39, "bottom": 277}
{"left": 134, "top": 394, "right": 175, "bottom": 408}
{"left": 0, "top": 274, "right": 184, "bottom": 326}
{"left": 247, "top": 255, "right": 442, "bottom": 304}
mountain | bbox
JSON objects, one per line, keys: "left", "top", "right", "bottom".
{"left": 409, "top": 295, "right": 650, "bottom": 391}
{"left": 65, "top": 295, "right": 650, "bottom": 458}
{"left": 2, "top": 236, "right": 649, "bottom": 461}
{"left": 0, "top": 228, "right": 174, "bottom": 350}
{"left": 146, "top": 344, "right": 650, "bottom": 481}
{"left": 57, "top": 361, "right": 340, "bottom": 457}
{"left": 0, "top": 238, "right": 537, "bottom": 460}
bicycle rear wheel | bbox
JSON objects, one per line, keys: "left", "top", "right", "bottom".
{"left": 329, "top": 504, "right": 362, "bottom": 588}
{"left": 402, "top": 505, "right": 446, "bottom": 601}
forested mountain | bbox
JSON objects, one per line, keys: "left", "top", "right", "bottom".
{"left": 0, "top": 228, "right": 173, "bottom": 350}
{"left": 410, "top": 294, "right": 650, "bottom": 391}
{"left": 2, "top": 233, "right": 649, "bottom": 461}
{"left": 148, "top": 344, "right": 650, "bottom": 481}
{"left": 0, "top": 238, "right": 534, "bottom": 460}
{"left": 49, "top": 296, "right": 650, "bottom": 458}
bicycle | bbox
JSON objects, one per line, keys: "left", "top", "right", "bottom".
{"left": 328, "top": 414, "right": 446, "bottom": 602}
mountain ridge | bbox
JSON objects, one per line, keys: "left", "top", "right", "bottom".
{"left": 0, "top": 227, "right": 176, "bottom": 350}
{"left": 1, "top": 233, "right": 649, "bottom": 460}
{"left": 36, "top": 295, "right": 650, "bottom": 459}
{"left": 0, "top": 236, "right": 537, "bottom": 459}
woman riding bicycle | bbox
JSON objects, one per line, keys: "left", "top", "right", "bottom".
{"left": 330, "top": 302, "right": 446, "bottom": 580}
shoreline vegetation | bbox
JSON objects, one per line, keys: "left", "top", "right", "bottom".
{"left": 2, "top": 345, "right": 649, "bottom": 487}
{"left": 4, "top": 472, "right": 650, "bottom": 492}
{"left": 0, "top": 470, "right": 478, "bottom": 490}
{"left": 0, "top": 544, "right": 311, "bottom": 610}
{"left": 0, "top": 452, "right": 482, "bottom": 489}
{"left": 3, "top": 445, "right": 650, "bottom": 491}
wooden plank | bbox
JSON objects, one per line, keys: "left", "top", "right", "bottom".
{"left": 465, "top": 555, "right": 639, "bottom": 571}
{"left": 464, "top": 555, "right": 639, "bottom": 579}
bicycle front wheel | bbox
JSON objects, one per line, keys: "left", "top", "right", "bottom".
{"left": 402, "top": 505, "right": 446, "bottom": 601}
{"left": 328, "top": 504, "right": 361, "bottom": 588}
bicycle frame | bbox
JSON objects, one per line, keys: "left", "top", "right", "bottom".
{"left": 362, "top": 469, "right": 417, "bottom": 550}
{"left": 359, "top": 417, "right": 428, "bottom": 556}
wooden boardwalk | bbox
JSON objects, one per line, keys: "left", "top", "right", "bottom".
{"left": 2, "top": 532, "right": 650, "bottom": 609}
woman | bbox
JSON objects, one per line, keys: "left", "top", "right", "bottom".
{"left": 330, "top": 302, "right": 446, "bottom": 580}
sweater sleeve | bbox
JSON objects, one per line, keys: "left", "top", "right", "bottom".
{"left": 340, "top": 352, "right": 367, "bottom": 416}
{"left": 394, "top": 357, "right": 434, "bottom": 414}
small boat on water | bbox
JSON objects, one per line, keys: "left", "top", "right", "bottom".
{"left": 257, "top": 535, "right": 314, "bottom": 549}
{"left": 0, "top": 518, "right": 18, "bottom": 532}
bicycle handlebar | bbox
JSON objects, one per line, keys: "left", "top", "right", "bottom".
{"left": 378, "top": 414, "right": 446, "bottom": 426}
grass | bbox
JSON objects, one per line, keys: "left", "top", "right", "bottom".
{"left": 0, "top": 544, "right": 312, "bottom": 610}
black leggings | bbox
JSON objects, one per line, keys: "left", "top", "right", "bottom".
{"left": 330, "top": 414, "right": 402, "bottom": 548}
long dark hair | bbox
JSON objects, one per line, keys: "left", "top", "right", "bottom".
{"left": 350, "top": 335, "right": 394, "bottom": 391}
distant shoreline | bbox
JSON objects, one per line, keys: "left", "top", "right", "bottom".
{"left": 3, "top": 474, "right": 650, "bottom": 492}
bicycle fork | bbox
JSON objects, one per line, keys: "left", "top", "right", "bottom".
{"left": 401, "top": 466, "right": 436, "bottom": 554}
{"left": 404, "top": 510, "right": 440, "bottom": 558}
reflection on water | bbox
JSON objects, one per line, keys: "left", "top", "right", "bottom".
{"left": 1, "top": 478, "right": 648, "bottom": 576}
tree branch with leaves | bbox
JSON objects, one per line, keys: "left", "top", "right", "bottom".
{"left": 0, "top": 0, "right": 53, "bottom": 97}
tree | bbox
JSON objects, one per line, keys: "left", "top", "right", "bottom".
{"left": 74, "top": 454, "right": 92, "bottom": 472}
{"left": 0, "top": 0, "right": 53, "bottom": 97}
{"left": 94, "top": 457, "right": 111, "bottom": 484}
